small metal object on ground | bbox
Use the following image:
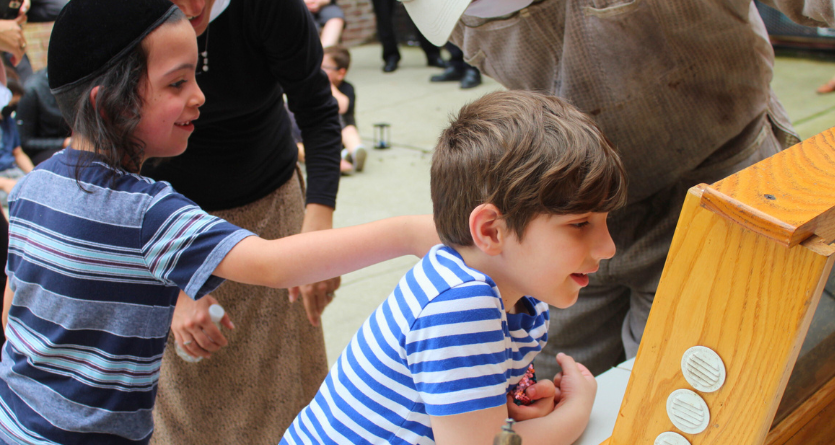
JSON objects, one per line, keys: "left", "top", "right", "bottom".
{"left": 373, "top": 123, "right": 391, "bottom": 149}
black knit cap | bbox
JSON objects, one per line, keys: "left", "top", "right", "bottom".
{"left": 48, "top": 0, "right": 179, "bottom": 93}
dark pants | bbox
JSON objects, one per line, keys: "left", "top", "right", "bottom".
{"left": 445, "top": 42, "right": 478, "bottom": 73}
{"left": 371, "top": 0, "right": 440, "bottom": 62}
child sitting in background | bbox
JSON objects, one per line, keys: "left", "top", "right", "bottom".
{"left": 0, "top": 1, "right": 436, "bottom": 443}
{"left": 282, "top": 90, "right": 628, "bottom": 445}
{"left": 296, "top": 45, "right": 367, "bottom": 175}
{"left": 322, "top": 45, "right": 367, "bottom": 175}
{"left": 0, "top": 75, "right": 33, "bottom": 206}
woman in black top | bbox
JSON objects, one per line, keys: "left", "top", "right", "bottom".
{"left": 144, "top": 0, "right": 342, "bottom": 443}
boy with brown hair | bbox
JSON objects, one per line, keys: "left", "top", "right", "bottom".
{"left": 296, "top": 45, "right": 367, "bottom": 175}
{"left": 281, "top": 90, "right": 628, "bottom": 445}
{"left": 322, "top": 44, "right": 367, "bottom": 174}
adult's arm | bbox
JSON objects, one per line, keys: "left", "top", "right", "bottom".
{"left": 251, "top": 0, "right": 344, "bottom": 321}
{"left": 254, "top": 0, "right": 342, "bottom": 209}
{"left": 757, "top": 0, "right": 834, "bottom": 27}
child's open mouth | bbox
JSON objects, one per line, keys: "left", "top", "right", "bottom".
{"left": 175, "top": 121, "right": 194, "bottom": 131}
{"left": 571, "top": 273, "right": 589, "bottom": 286}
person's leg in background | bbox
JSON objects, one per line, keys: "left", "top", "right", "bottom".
{"left": 415, "top": 28, "right": 445, "bottom": 68}
{"left": 430, "top": 42, "right": 481, "bottom": 89}
{"left": 371, "top": 0, "right": 400, "bottom": 72}
{"left": 317, "top": 3, "right": 345, "bottom": 48}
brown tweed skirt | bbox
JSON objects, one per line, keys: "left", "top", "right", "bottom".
{"left": 151, "top": 170, "right": 328, "bottom": 444}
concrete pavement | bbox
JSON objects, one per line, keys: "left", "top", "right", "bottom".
{"left": 322, "top": 43, "right": 835, "bottom": 365}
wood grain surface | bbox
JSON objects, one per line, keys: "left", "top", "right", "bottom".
{"left": 702, "top": 129, "right": 835, "bottom": 247}
{"left": 608, "top": 187, "right": 833, "bottom": 444}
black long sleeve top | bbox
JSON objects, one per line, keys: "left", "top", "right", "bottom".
{"left": 143, "top": 0, "right": 341, "bottom": 211}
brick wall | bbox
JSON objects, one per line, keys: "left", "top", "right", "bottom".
{"left": 23, "top": 21, "right": 53, "bottom": 73}
{"left": 339, "top": 0, "right": 377, "bottom": 46}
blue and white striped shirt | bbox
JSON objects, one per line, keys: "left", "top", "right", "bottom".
{"left": 282, "top": 244, "right": 549, "bottom": 445}
{"left": 0, "top": 149, "right": 252, "bottom": 445}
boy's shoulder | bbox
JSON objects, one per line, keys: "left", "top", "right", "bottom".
{"left": 410, "top": 244, "right": 499, "bottom": 302}
{"left": 415, "top": 245, "right": 550, "bottom": 323}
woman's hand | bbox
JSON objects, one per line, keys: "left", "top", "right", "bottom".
{"left": 171, "top": 291, "right": 234, "bottom": 359}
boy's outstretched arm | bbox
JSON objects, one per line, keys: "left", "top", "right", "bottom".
{"left": 213, "top": 215, "right": 439, "bottom": 289}
{"left": 430, "top": 353, "right": 596, "bottom": 445}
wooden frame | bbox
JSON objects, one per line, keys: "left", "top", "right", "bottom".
{"left": 603, "top": 129, "right": 835, "bottom": 444}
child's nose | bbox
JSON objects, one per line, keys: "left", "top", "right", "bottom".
{"left": 594, "top": 222, "right": 617, "bottom": 261}
{"left": 191, "top": 86, "right": 206, "bottom": 108}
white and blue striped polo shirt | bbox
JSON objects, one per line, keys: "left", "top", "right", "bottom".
{"left": 282, "top": 244, "right": 549, "bottom": 445}
{"left": 0, "top": 149, "right": 253, "bottom": 445}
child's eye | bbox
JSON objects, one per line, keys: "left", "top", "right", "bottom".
{"left": 170, "top": 80, "right": 187, "bottom": 89}
{"left": 571, "top": 221, "right": 590, "bottom": 229}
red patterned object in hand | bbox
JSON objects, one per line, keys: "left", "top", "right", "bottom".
{"left": 511, "top": 364, "right": 537, "bottom": 406}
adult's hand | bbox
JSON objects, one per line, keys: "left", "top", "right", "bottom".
{"left": 171, "top": 291, "right": 234, "bottom": 359}
{"left": 292, "top": 276, "right": 340, "bottom": 327}
{"left": 0, "top": 16, "right": 26, "bottom": 66}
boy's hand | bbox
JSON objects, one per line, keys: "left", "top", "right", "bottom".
{"left": 171, "top": 291, "right": 234, "bottom": 359}
{"left": 552, "top": 353, "right": 597, "bottom": 413}
{"left": 506, "top": 379, "right": 557, "bottom": 421}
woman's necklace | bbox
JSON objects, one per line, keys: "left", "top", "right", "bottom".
{"left": 200, "top": 24, "right": 210, "bottom": 73}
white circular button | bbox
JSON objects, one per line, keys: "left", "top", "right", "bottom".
{"left": 655, "top": 431, "right": 691, "bottom": 445}
{"left": 666, "top": 389, "right": 710, "bottom": 434}
{"left": 681, "top": 346, "right": 726, "bottom": 393}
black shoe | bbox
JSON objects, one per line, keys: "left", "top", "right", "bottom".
{"left": 460, "top": 68, "right": 482, "bottom": 89}
{"left": 430, "top": 66, "right": 465, "bottom": 82}
{"left": 382, "top": 56, "right": 399, "bottom": 73}
{"left": 426, "top": 55, "right": 447, "bottom": 68}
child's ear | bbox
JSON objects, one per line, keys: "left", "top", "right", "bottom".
{"left": 89, "top": 86, "right": 108, "bottom": 119}
{"left": 89, "top": 86, "right": 100, "bottom": 109}
{"left": 469, "top": 203, "right": 506, "bottom": 256}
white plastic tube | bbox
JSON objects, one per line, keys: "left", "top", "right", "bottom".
{"left": 175, "top": 304, "right": 225, "bottom": 363}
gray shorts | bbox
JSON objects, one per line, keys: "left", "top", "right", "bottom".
{"left": 313, "top": 3, "right": 345, "bottom": 29}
